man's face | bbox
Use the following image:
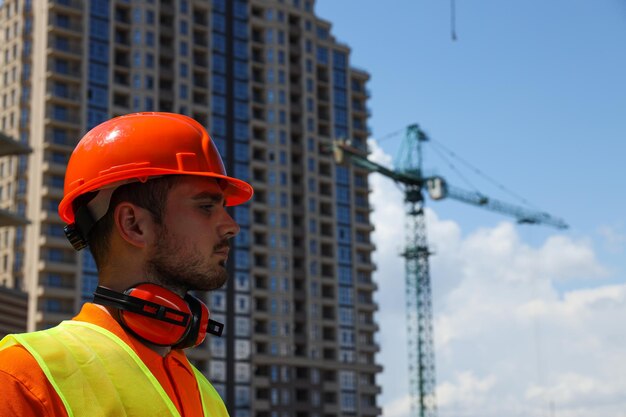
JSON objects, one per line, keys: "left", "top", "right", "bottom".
{"left": 145, "top": 176, "right": 240, "bottom": 293}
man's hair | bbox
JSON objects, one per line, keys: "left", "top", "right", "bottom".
{"left": 87, "top": 176, "right": 182, "bottom": 270}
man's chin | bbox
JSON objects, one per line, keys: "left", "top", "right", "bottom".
{"left": 197, "top": 271, "right": 228, "bottom": 292}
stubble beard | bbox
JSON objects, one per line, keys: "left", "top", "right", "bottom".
{"left": 146, "top": 225, "right": 229, "bottom": 294}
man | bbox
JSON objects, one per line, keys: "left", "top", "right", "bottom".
{"left": 0, "top": 112, "right": 253, "bottom": 416}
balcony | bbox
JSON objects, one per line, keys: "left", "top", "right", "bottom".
{"left": 251, "top": 70, "right": 264, "bottom": 84}
{"left": 49, "top": 15, "right": 83, "bottom": 34}
{"left": 359, "top": 321, "right": 379, "bottom": 334}
{"left": 114, "top": 50, "right": 131, "bottom": 69}
{"left": 112, "top": 71, "right": 129, "bottom": 87}
{"left": 288, "top": 22, "right": 301, "bottom": 37}
{"left": 251, "top": 48, "right": 264, "bottom": 65}
{"left": 52, "top": 0, "right": 83, "bottom": 12}
{"left": 46, "top": 84, "right": 81, "bottom": 106}
{"left": 38, "top": 259, "right": 77, "bottom": 275}
{"left": 251, "top": 28, "right": 264, "bottom": 44}
{"left": 355, "top": 238, "right": 376, "bottom": 252}
{"left": 46, "top": 106, "right": 81, "bottom": 127}
{"left": 39, "top": 233, "right": 72, "bottom": 249}
{"left": 192, "top": 74, "right": 208, "bottom": 89}
{"left": 49, "top": 38, "right": 83, "bottom": 57}
{"left": 360, "top": 405, "right": 383, "bottom": 417}
{"left": 48, "top": 59, "right": 81, "bottom": 80}
{"left": 360, "top": 384, "right": 383, "bottom": 395}
{"left": 36, "top": 311, "right": 73, "bottom": 327}
{"left": 358, "top": 340, "right": 380, "bottom": 354}
{"left": 37, "top": 284, "right": 75, "bottom": 299}
{"left": 192, "top": 10, "right": 208, "bottom": 27}
{"left": 192, "top": 53, "right": 208, "bottom": 67}
{"left": 193, "top": 32, "right": 208, "bottom": 48}
{"left": 113, "top": 5, "right": 131, "bottom": 25}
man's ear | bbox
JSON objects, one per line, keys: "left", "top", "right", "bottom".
{"left": 113, "top": 203, "right": 156, "bottom": 248}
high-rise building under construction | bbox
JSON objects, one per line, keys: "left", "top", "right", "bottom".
{"left": 0, "top": 0, "right": 380, "bottom": 415}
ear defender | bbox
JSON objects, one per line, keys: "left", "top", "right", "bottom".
{"left": 93, "top": 283, "right": 223, "bottom": 349}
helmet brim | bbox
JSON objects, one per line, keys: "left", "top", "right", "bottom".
{"left": 58, "top": 170, "right": 253, "bottom": 224}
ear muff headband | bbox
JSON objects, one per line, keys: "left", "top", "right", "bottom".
{"left": 93, "top": 284, "right": 222, "bottom": 349}
{"left": 94, "top": 285, "right": 191, "bottom": 327}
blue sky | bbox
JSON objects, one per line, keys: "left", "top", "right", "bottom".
{"left": 316, "top": 0, "right": 626, "bottom": 240}
{"left": 316, "top": 1, "right": 626, "bottom": 416}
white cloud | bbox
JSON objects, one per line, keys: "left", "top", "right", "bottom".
{"left": 437, "top": 371, "right": 497, "bottom": 409}
{"left": 382, "top": 394, "right": 411, "bottom": 417}
{"left": 597, "top": 224, "right": 626, "bottom": 254}
{"left": 368, "top": 138, "right": 394, "bottom": 168}
{"left": 526, "top": 372, "right": 625, "bottom": 406}
{"left": 368, "top": 140, "right": 626, "bottom": 417}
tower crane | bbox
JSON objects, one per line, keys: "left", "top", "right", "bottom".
{"left": 331, "top": 124, "right": 568, "bottom": 417}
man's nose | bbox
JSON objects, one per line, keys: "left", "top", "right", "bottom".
{"left": 221, "top": 209, "right": 240, "bottom": 239}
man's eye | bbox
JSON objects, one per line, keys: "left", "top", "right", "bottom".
{"left": 201, "top": 205, "right": 215, "bottom": 211}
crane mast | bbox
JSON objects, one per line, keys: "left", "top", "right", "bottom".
{"left": 332, "top": 125, "right": 438, "bottom": 416}
{"left": 330, "top": 124, "right": 567, "bottom": 417}
{"left": 403, "top": 184, "right": 438, "bottom": 417}
{"left": 398, "top": 125, "right": 438, "bottom": 417}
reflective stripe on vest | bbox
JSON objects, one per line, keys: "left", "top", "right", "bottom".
{"left": 0, "top": 321, "right": 228, "bottom": 417}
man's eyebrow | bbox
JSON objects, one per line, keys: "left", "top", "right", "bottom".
{"left": 191, "top": 192, "right": 225, "bottom": 203}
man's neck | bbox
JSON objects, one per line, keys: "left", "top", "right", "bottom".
{"left": 142, "top": 342, "right": 172, "bottom": 357}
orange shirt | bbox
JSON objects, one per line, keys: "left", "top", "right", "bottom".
{"left": 0, "top": 303, "right": 207, "bottom": 417}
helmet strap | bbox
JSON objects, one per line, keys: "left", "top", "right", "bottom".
{"left": 75, "top": 204, "right": 97, "bottom": 239}
{"left": 65, "top": 185, "right": 123, "bottom": 251}
{"left": 64, "top": 191, "right": 99, "bottom": 251}
{"left": 63, "top": 204, "right": 96, "bottom": 251}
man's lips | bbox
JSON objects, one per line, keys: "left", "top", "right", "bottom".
{"left": 213, "top": 242, "right": 230, "bottom": 257}
{"left": 214, "top": 250, "right": 229, "bottom": 257}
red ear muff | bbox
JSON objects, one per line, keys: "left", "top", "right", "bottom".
{"left": 93, "top": 283, "right": 221, "bottom": 349}
{"left": 121, "top": 284, "right": 192, "bottom": 347}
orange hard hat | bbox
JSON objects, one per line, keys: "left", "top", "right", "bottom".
{"left": 58, "top": 112, "right": 253, "bottom": 225}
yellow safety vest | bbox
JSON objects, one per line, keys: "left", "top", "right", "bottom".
{"left": 0, "top": 320, "right": 229, "bottom": 417}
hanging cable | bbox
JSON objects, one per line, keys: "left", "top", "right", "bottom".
{"left": 375, "top": 127, "right": 405, "bottom": 144}
{"left": 427, "top": 138, "right": 542, "bottom": 210}
{"left": 428, "top": 141, "right": 482, "bottom": 193}
{"left": 451, "top": 0, "right": 458, "bottom": 41}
